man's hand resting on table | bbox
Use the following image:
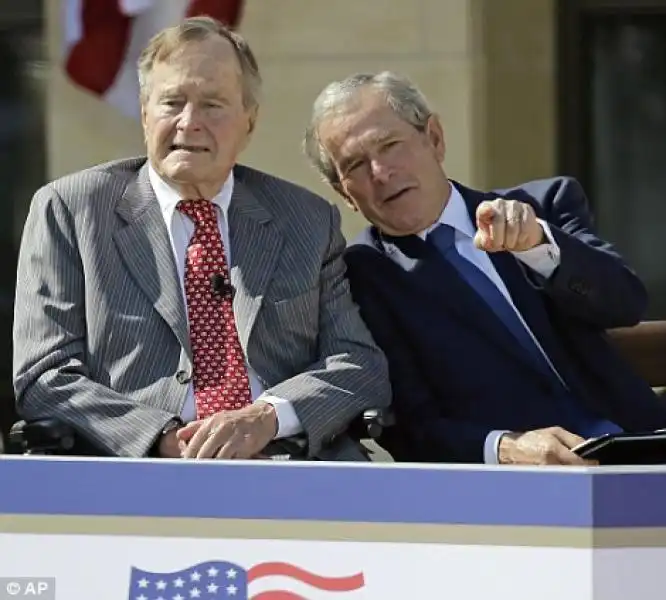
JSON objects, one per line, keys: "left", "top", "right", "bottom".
{"left": 165, "top": 402, "right": 278, "bottom": 460}
{"left": 498, "top": 426, "right": 599, "bottom": 466}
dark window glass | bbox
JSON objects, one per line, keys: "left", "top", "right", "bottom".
{"left": 583, "top": 14, "right": 666, "bottom": 318}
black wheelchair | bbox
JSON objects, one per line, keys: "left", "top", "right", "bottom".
{"left": 7, "top": 408, "right": 395, "bottom": 459}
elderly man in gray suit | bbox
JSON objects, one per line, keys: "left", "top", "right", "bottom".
{"left": 12, "top": 17, "right": 389, "bottom": 461}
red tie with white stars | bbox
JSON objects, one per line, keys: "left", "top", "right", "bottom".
{"left": 177, "top": 199, "right": 252, "bottom": 419}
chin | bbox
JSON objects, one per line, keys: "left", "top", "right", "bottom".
{"left": 389, "top": 218, "right": 431, "bottom": 236}
{"left": 163, "top": 162, "right": 204, "bottom": 183}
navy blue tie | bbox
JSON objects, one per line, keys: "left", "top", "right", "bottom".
{"left": 429, "top": 224, "right": 555, "bottom": 376}
{"left": 428, "top": 223, "right": 622, "bottom": 438}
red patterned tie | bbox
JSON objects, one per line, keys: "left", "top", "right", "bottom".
{"left": 177, "top": 199, "right": 252, "bottom": 419}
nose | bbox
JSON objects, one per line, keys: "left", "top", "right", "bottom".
{"left": 176, "top": 102, "right": 202, "bottom": 131}
{"left": 369, "top": 158, "right": 392, "bottom": 183}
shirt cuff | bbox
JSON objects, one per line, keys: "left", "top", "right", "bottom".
{"left": 511, "top": 219, "right": 561, "bottom": 279}
{"left": 258, "top": 395, "right": 303, "bottom": 439}
{"left": 484, "top": 430, "right": 511, "bottom": 464}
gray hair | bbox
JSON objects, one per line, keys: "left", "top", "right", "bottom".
{"left": 303, "top": 71, "right": 433, "bottom": 184}
{"left": 137, "top": 16, "right": 262, "bottom": 110}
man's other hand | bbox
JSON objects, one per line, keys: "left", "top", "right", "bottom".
{"left": 176, "top": 402, "right": 278, "bottom": 459}
{"left": 498, "top": 426, "right": 599, "bottom": 466}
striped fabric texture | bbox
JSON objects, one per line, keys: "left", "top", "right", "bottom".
{"left": 13, "top": 158, "right": 391, "bottom": 460}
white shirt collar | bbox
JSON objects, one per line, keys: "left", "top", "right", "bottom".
{"left": 147, "top": 163, "right": 235, "bottom": 221}
{"left": 419, "top": 182, "right": 476, "bottom": 240}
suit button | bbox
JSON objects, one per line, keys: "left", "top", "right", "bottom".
{"left": 176, "top": 370, "right": 191, "bottom": 384}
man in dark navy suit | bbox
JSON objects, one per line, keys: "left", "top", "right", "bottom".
{"left": 302, "top": 70, "right": 666, "bottom": 465}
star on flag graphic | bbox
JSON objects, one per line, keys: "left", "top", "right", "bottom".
{"left": 127, "top": 559, "right": 365, "bottom": 599}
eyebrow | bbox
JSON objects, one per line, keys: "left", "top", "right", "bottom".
{"left": 368, "top": 132, "right": 395, "bottom": 145}
{"left": 338, "top": 133, "right": 396, "bottom": 169}
{"left": 158, "top": 89, "right": 228, "bottom": 101}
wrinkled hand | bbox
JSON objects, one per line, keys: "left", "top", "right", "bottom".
{"left": 498, "top": 426, "right": 599, "bottom": 466}
{"left": 474, "top": 198, "right": 544, "bottom": 253}
{"left": 176, "top": 402, "right": 278, "bottom": 459}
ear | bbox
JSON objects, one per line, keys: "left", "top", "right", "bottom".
{"left": 332, "top": 182, "right": 359, "bottom": 212}
{"left": 140, "top": 102, "right": 149, "bottom": 144}
{"left": 247, "top": 106, "right": 259, "bottom": 136}
{"left": 236, "top": 107, "right": 259, "bottom": 154}
{"left": 344, "top": 198, "right": 360, "bottom": 212}
{"left": 425, "top": 113, "right": 446, "bottom": 163}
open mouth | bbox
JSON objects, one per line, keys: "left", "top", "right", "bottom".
{"left": 169, "top": 144, "right": 209, "bottom": 153}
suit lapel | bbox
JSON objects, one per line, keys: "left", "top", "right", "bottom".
{"left": 489, "top": 249, "right": 583, "bottom": 387}
{"left": 113, "top": 163, "right": 191, "bottom": 357}
{"left": 441, "top": 182, "right": 555, "bottom": 377}
{"left": 227, "top": 178, "right": 283, "bottom": 352}
{"left": 460, "top": 179, "right": 572, "bottom": 379}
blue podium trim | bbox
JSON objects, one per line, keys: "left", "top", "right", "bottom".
{"left": 593, "top": 473, "right": 666, "bottom": 527}
{"left": 0, "top": 458, "right": 595, "bottom": 526}
{"left": 3, "top": 458, "right": 666, "bottom": 528}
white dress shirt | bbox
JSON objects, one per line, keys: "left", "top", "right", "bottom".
{"left": 378, "top": 185, "right": 564, "bottom": 463}
{"left": 148, "top": 165, "right": 302, "bottom": 438}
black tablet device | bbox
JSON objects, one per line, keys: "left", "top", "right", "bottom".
{"left": 572, "top": 431, "right": 666, "bottom": 465}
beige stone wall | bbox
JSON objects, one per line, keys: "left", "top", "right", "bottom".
{"left": 473, "top": 0, "right": 557, "bottom": 188}
{"left": 46, "top": 0, "right": 556, "bottom": 240}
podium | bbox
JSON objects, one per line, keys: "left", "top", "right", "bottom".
{"left": 1, "top": 456, "right": 666, "bottom": 599}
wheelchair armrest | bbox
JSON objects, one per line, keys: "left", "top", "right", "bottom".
{"left": 260, "top": 436, "right": 308, "bottom": 460}
{"left": 262, "top": 407, "right": 396, "bottom": 460}
{"left": 9, "top": 407, "right": 396, "bottom": 458}
{"left": 352, "top": 408, "right": 395, "bottom": 440}
{"left": 9, "top": 418, "right": 77, "bottom": 454}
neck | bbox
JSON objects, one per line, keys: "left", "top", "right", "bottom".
{"left": 423, "top": 178, "right": 453, "bottom": 230}
{"left": 386, "top": 179, "right": 453, "bottom": 238}
{"left": 152, "top": 163, "right": 230, "bottom": 201}
{"left": 439, "top": 178, "right": 453, "bottom": 212}
{"left": 172, "top": 181, "right": 224, "bottom": 201}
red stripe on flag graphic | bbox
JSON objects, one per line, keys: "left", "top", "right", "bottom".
{"left": 247, "top": 561, "right": 365, "bottom": 598}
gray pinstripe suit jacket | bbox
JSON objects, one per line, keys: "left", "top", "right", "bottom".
{"left": 12, "top": 157, "right": 390, "bottom": 460}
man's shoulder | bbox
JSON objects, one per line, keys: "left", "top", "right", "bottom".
{"left": 344, "top": 227, "right": 389, "bottom": 273}
{"left": 489, "top": 175, "right": 583, "bottom": 203}
{"left": 38, "top": 156, "right": 146, "bottom": 206}
{"left": 234, "top": 163, "right": 332, "bottom": 216}
{"left": 346, "top": 227, "right": 377, "bottom": 251}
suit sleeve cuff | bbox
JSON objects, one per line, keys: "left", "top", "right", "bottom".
{"left": 511, "top": 219, "right": 561, "bottom": 279}
{"left": 484, "top": 430, "right": 511, "bottom": 464}
{"left": 259, "top": 395, "right": 303, "bottom": 439}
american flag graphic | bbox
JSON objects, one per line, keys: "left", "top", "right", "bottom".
{"left": 127, "top": 560, "right": 365, "bottom": 599}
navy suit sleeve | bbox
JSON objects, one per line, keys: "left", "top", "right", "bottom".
{"left": 522, "top": 177, "right": 647, "bottom": 328}
{"left": 345, "top": 252, "right": 491, "bottom": 463}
